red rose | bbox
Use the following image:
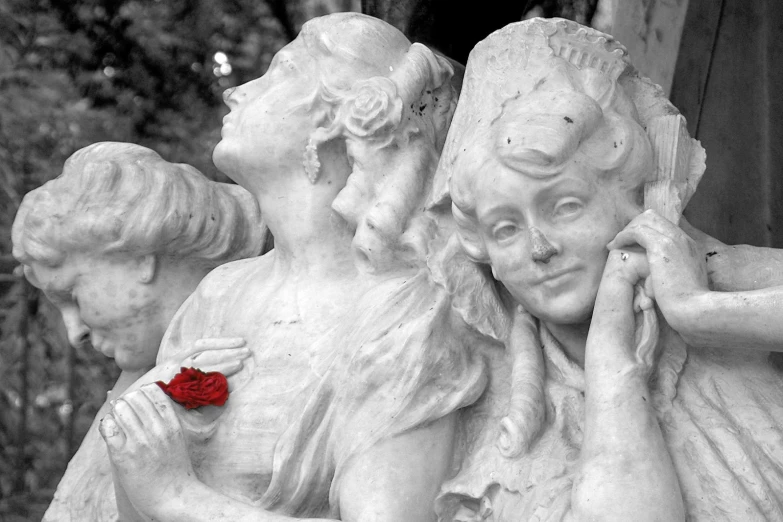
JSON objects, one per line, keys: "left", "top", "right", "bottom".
{"left": 155, "top": 367, "right": 229, "bottom": 410}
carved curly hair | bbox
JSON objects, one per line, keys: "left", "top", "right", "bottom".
{"left": 12, "top": 142, "right": 266, "bottom": 268}
{"left": 298, "top": 13, "right": 459, "bottom": 273}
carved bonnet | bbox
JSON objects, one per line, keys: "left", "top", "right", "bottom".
{"left": 430, "top": 17, "right": 706, "bottom": 220}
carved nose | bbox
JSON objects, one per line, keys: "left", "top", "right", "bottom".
{"left": 529, "top": 227, "right": 557, "bottom": 264}
{"left": 62, "top": 311, "right": 90, "bottom": 348}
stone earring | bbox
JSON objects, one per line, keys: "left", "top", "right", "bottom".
{"left": 303, "top": 137, "right": 321, "bottom": 184}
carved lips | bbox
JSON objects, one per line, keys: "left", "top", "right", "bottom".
{"left": 529, "top": 267, "right": 578, "bottom": 287}
{"left": 156, "top": 367, "right": 230, "bottom": 410}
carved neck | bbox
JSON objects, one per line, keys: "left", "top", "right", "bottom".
{"left": 261, "top": 192, "right": 355, "bottom": 278}
{"left": 254, "top": 140, "right": 357, "bottom": 279}
{"left": 542, "top": 320, "right": 590, "bottom": 368}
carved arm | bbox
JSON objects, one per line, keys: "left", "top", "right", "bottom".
{"left": 101, "top": 384, "right": 456, "bottom": 522}
{"left": 571, "top": 249, "right": 685, "bottom": 521}
{"left": 611, "top": 210, "right": 783, "bottom": 351}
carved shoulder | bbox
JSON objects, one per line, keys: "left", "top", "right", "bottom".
{"left": 155, "top": 253, "right": 272, "bottom": 363}
{"left": 192, "top": 253, "right": 273, "bottom": 302}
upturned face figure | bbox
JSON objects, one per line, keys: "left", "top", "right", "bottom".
{"left": 212, "top": 12, "right": 457, "bottom": 272}
{"left": 212, "top": 15, "right": 416, "bottom": 193}
{"left": 213, "top": 36, "right": 319, "bottom": 189}
{"left": 451, "top": 85, "right": 653, "bottom": 325}
{"left": 25, "top": 255, "right": 163, "bottom": 371}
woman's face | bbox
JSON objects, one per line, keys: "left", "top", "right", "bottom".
{"left": 213, "top": 36, "right": 320, "bottom": 190}
{"left": 26, "top": 254, "right": 163, "bottom": 372}
{"left": 468, "top": 156, "right": 640, "bottom": 325}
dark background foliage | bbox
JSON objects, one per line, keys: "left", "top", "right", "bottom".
{"left": 0, "top": 0, "right": 595, "bottom": 519}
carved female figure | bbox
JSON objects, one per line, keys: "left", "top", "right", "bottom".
{"left": 435, "top": 18, "right": 783, "bottom": 522}
{"left": 98, "top": 13, "right": 486, "bottom": 522}
{"left": 12, "top": 142, "right": 265, "bottom": 521}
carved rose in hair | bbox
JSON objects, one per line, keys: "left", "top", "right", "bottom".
{"left": 343, "top": 77, "right": 403, "bottom": 139}
{"left": 156, "top": 367, "right": 229, "bottom": 409}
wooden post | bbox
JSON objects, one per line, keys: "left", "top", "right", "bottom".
{"left": 671, "top": 0, "right": 783, "bottom": 247}
{"left": 594, "top": 0, "right": 690, "bottom": 96}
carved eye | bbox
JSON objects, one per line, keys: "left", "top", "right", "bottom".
{"left": 553, "top": 199, "right": 583, "bottom": 218}
{"left": 492, "top": 222, "right": 520, "bottom": 242}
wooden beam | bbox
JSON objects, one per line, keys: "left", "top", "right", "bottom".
{"left": 669, "top": 0, "right": 725, "bottom": 136}
{"left": 673, "top": 0, "right": 781, "bottom": 247}
{"left": 598, "top": 0, "right": 690, "bottom": 96}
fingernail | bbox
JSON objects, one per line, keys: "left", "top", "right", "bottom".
{"left": 101, "top": 415, "right": 119, "bottom": 437}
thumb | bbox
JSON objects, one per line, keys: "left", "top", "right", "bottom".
{"left": 99, "top": 413, "right": 127, "bottom": 453}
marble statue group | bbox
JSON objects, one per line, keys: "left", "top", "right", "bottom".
{"left": 12, "top": 13, "right": 783, "bottom": 522}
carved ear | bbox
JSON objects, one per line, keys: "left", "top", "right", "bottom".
{"left": 138, "top": 254, "right": 157, "bottom": 284}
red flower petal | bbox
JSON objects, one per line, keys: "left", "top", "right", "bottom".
{"left": 156, "top": 367, "right": 229, "bottom": 409}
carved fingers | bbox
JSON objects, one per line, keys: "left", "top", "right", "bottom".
{"left": 193, "top": 337, "right": 246, "bottom": 351}
{"left": 99, "top": 413, "right": 126, "bottom": 451}
{"left": 587, "top": 248, "right": 658, "bottom": 381}
{"left": 610, "top": 209, "right": 676, "bottom": 249}
{"left": 102, "top": 385, "right": 188, "bottom": 462}
{"left": 99, "top": 384, "right": 195, "bottom": 517}
{"left": 183, "top": 337, "right": 250, "bottom": 376}
{"left": 603, "top": 248, "right": 650, "bottom": 287}
{"left": 162, "top": 337, "right": 250, "bottom": 379}
{"left": 607, "top": 209, "right": 709, "bottom": 329}
{"left": 608, "top": 210, "right": 707, "bottom": 282}
{"left": 633, "top": 285, "right": 660, "bottom": 376}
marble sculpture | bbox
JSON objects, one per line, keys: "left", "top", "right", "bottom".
{"left": 12, "top": 13, "right": 783, "bottom": 522}
{"left": 12, "top": 142, "right": 265, "bottom": 521}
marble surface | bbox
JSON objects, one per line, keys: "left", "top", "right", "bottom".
{"left": 435, "top": 17, "right": 783, "bottom": 522}
{"left": 14, "top": 14, "right": 783, "bottom": 522}
{"left": 101, "top": 13, "right": 476, "bottom": 522}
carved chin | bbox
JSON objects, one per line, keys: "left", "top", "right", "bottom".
{"left": 539, "top": 303, "right": 595, "bottom": 326}
{"left": 514, "top": 288, "right": 597, "bottom": 326}
{"left": 212, "top": 141, "right": 243, "bottom": 182}
{"left": 212, "top": 140, "right": 231, "bottom": 167}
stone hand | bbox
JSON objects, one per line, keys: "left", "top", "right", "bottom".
{"left": 608, "top": 209, "right": 709, "bottom": 337}
{"left": 180, "top": 337, "right": 250, "bottom": 375}
{"left": 596, "top": 248, "right": 658, "bottom": 375}
{"left": 100, "top": 383, "right": 196, "bottom": 518}
{"left": 581, "top": 239, "right": 681, "bottom": 522}
{"left": 602, "top": 246, "right": 650, "bottom": 288}
{"left": 160, "top": 337, "right": 250, "bottom": 381}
